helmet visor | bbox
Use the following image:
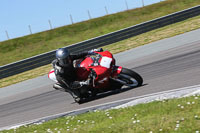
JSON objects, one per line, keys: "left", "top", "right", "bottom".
{"left": 58, "top": 56, "right": 71, "bottom": 66}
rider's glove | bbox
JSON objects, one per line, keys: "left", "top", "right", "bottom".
{"left": 79, "top": 79, "right": 91, "bottom": 86}
{"left": 88, "top": 48, "right": 103, "bottom": 55}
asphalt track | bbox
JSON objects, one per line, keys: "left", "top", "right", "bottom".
{"left": 0, "top": 29, "right": 200, "bottom": 128}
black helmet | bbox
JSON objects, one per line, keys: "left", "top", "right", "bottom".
{"left": 56, "top": 48, "right": 70, "bottom": 66}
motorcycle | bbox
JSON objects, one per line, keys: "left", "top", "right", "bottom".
{"left": 48, "top": 50, "right": 143, "bottom": 103}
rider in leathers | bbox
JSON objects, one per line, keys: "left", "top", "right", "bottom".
{"left": 52, "top": 47, "right": 102, "bottom": 102}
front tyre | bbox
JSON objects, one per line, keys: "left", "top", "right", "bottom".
{"left": 119, "top": 68, "right": 143, "bottom": 87}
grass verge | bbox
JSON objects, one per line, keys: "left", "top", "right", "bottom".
{"left": 1, "top": 94, "right": 199, "bottom": 132}
{"left": 1, "top": 15, "right": 200, "bottom": 88}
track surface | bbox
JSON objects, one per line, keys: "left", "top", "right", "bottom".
{"left": 0, "top": 29, "right": 200, "bottom": 128}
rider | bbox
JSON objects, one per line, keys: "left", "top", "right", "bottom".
{"left": 52, "top": 47, "right": 103, "bottom": 102}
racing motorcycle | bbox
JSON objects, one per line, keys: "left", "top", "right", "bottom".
{"left": 48, "top": 50, "right": 143, "bottom": 103}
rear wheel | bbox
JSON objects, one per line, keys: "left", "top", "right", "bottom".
{"left": 118, "top": 68, "right": 143, "bottom": 87}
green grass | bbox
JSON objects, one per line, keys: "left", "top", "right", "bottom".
{"left": 1, "top": 0, "right": 200, "bottom": 66}
{"left": 1, "top": 94, "right": 199, "bottom": 133}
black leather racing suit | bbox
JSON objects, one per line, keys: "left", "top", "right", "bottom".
{"left": 52, "top": 51, "right": 89, "bottom": 90}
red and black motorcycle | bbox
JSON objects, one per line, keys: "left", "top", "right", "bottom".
{"left": 48, "top": 50, "right": 143, "bottom": 103}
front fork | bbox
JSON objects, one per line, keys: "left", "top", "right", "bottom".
{"left": 111, "top": 66, "right": 123, "bottom": 78}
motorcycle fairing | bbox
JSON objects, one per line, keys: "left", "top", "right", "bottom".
{"left": 48, "top": 69, "right": 58, "bottom": 82}
{"left": 100, "top": 57, "right": 112, "bottom": 68}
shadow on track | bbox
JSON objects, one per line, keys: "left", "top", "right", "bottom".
{"left": 73, "top": 83, "right": 148, "bottom": 104}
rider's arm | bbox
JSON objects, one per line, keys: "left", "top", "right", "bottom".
{"left": 70, "top": 48, "right": 103, "bottom": 60}
{"left": 70, "top": 51, "right": 88, "bottom": 60}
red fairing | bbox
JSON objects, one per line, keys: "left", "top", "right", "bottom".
{"left": 75, "top": 51, "right": 117, "bottom": 88}
{"left": 48, "top": 69, "right": 58, "bottom": 82}
{"left": 48, "top": 69, "right": 55, "bottom": 78}
{"left": 111, "top": 66, "right": 123, "bottom": 78}
{"left": 75, "top": 57, "right": 93, "bottom": 81}
{"left": 95, "top": 51, "right": 113, "bottom": 58}
{"left": 117, "top": 66, "right": 123, "bottom": 74}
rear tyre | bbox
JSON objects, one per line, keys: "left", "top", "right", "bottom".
{"left": 119, "top": 68, "right": 143, "bottom": 87}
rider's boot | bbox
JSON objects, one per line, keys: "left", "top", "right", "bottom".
{"left": 71, "top": 89, "right": 82, "bottom": 103}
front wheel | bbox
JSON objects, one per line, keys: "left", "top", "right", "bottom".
{"left": 118, "top": 68, "right": 143, "bottom": 87}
